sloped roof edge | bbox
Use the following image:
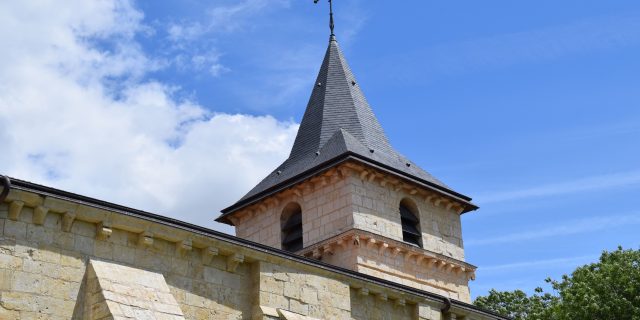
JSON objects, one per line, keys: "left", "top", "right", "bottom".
{"left": 1, "top": 175, "right": 504, "bottom": 320}
{"left": 217, "top": 152, "right": 478, "bottom": 224}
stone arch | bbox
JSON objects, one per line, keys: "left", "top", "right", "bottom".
{"left": 281, "top": 202, "right": 303, "bottom": 252}
{"left": 399, "top": 198, "right": 422, "bottom": 247}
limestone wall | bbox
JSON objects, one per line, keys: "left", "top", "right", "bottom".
{"left": 0, "top": 187, "right": 499, "bottom": 320}
{"left": 347, "top": 174, "right": 465, "bottom": 261}
{"left": 235, "top": 173, "right": 354, "bottom": 250}
{"left": 0, "top": 199, "right": 252, "bottom": 319}
{"left": 257, "top": 261, "right": 351, "bottom": 319}
{"left": 232, "top": 164, "right": 465, "bottom": 262}
{"left": 350, "top": 288, "right": 415, "bottom": 320}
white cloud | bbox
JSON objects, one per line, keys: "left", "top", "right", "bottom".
{"left": 476, "top": 170, "right": 640, "bottom": 204}
{"left": 0, "top": 0, "right": 298, "bottom": 233}
{"left": 466, "top": 213, "right": 640, "bottom": 246}
{"left": 479, "top": 255, "right": 597, "bottom": 273}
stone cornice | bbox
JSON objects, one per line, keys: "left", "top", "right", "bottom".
{"left": 227, "top": 161, "right": 471, "bottom": 226}
{"left": 299, "top": 229, "right": 477, "bottom": 281}
{"left": 2, "top": 179, "right": 504, "bottom": 319}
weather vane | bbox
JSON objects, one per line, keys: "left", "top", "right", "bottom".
{"left": 314, "top": 0, "right": 335, "bottom": 36}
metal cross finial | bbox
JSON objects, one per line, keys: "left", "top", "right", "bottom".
{"left": 314, "top": 0, "right": 335, "bottom": 36}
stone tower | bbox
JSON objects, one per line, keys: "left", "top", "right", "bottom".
{"left": 217, "top": 35, "right": 479, "bottom": 302}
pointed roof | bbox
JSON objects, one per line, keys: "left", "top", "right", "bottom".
{"left": 218, "top": 37, "right": 476, "bottom": 223}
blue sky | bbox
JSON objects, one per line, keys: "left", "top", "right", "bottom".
{"left": 1, "top": 0, "right": 639, "bottom": 300}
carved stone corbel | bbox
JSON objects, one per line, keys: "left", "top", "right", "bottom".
{"left": 32, "top": 206, "right": 48, "bottom": 225}
{"left": 138, "top": 231, "right": 154, "bottom": 247}
{"left": 62, "top": 212, "right": 76, "bottom": 232}
{"left": 202, "top": 246, "right": 219, "bottom": 265}
{"left": 8, "top": 200, "right": 24, "bottom": 221}
{"left": 96, "top": 221, "right": 113, "bottom": 240}
{"left": 227, "top": 253, "right": 244, "bottom": 273}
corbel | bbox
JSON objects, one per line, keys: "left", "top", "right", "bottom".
{"left": 352, "top": 235, "right": 361, "bottom": 246}
{"left": 319, "top": 176, "right": 329, "bottom": 187}
{"left": 202, "top": 246, "right": 219, "bottom": 265}
{"left": 409, "top": 188, "right": 418, "bottom": 195}
{"left": 367, "top": 238, "right": 377, "bottom": 249}
{"left": 445, "top": 263, "right": 455, "bottom": 273}
{"left": 434, "top": 198, "right": 443, "bottom": 207}
{"left": 426, "top": 258, "right": 437, "bottom": 268}
{"left": 395, "top": 298, "right": 406, "bottom": 307}
{"left": 416, "top": 255, "right": 426, "bottom": 265}
{"left": 447, "top": 202, "right": 455, "bottom": 211}
{"left": 227, "top": 253, "right": 244, "bottom": 273}
{"left": 96, "top": 221, "right": 113, "bottom": 240}
{"left": 32, "top": 206, "right": 48, "bottom": 225}
{"left": 8, "top": 200, "right": 24, "bottom": 221}
{"left": 392, "top": 247, "right": 403, "bottom": 257}
{"left": 360, "top": 170, "right": 369, "bottom": 180}
{"left": 337, "top": 166, "right": 349, "bottom": 179}
{"left": 378, "top": 242, "right": 389, "bottom": 255}
{"left": 404, "top": 252, "right": 416, "bottom": 262}
{"left": 436, "top": 260, "right": 447, "bottom": 271}
{"left": 336, "top": 238, "right": 348, "bottom": 249}
{"left": 323, "top": 244, "right": 334, "bottom": 255}
{"left": 358, "top": 288, "right": 370, "bottom": 296}
{"left": 312, "top": 248, "right": 322, "bottom": 259}
{"left": 138, "top": 231, "right": 154, "bottom": 247}
{"left": 425, "top": 195, "right": 435, "bottom": 204}
{"left": 228, "top": 215, "right": 240, "bottom": 226}
{"left": 377, "top": 293, "right": 388, "bottom": 301}
{"left": 455, "top": 206, "right": 465, "bottom": 215}
{"left": 62, "top": 211, "right": 76, "bottom": 232}
{"left": 176, "top": 239, "right": 193, "bottom": 255}
{"left": 292, "top": 187, "right": 303, "bottom": 197}
{"left": 272, "top": 196, "right": 281, "bottom": 207}
{"left": 467, "top": 270, "right": 476, "bottom": 281}
{"left": 368, "top": 172, "right": 377, "bottom": 182}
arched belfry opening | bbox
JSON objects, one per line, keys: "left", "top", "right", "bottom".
{"left": 281, "top": 202, "right": 303, "bottom": 252}
{"left": 399, "top": 199, "right": 422, "bottom": 247}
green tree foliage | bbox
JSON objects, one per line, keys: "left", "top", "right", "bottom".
{"left": 474, "top": 247, "right": 640, "bottom": 320}
{"left": 473, "top": 288, "right": 557, "bottom": 320}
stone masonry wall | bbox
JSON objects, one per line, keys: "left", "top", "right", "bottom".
{"left": 256, "top": 261, "right": 351, "bottom": 319}
{"left": 347, "top": 174, "right": 465, "bottom": 261}
{"left": 0, "top": 187, "right": 496, "bottom": 320}
{"left": 306, "top": 233, "right": 471, "bottom": 303}
{"left": 350, "top": 288, "right": 415, "bottom": 320}
{"left": 233, "top": 166, "right": 465, "bottom": 262}
{"left": 0, "top": 200, "right": 252, "bottom": 319}
{"left": 235, "top": 174, "right": 354, "bottom": 250}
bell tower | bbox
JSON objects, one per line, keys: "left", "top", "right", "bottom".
{"left": 216, "top": 35, "right": 479, "bottom": 302}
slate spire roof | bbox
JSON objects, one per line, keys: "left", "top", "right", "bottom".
{"left": 218, "top": 36, "right": 476, "bottom": 223}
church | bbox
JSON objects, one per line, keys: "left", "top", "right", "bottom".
{"left": 0, "top": 8, "right": 508, "bottom": 320}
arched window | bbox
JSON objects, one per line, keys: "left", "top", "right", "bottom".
{"left": 400, "top": 200, "right": 422, "bottom": 247}
{"left": 281, "top": 202, "right": 303, "bottom": 252}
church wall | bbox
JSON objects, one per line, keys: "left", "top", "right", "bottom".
{"left": 301, "top": 232, "right": 471, "bottom": 303}
{"left": 350, "top": 287, "right": 416, "bottom": 320}
{"left": 256, "top": 261, "right": 351, "bottom": 319}
{"left": 0, "top": 199, "right": 252, "bottom": 319}
{"left": 348, "top": 173, "right": 465, "bottom": 261}
{"left": 233, "top": 164, "right": 465, "bottom": 264}
{"left": 0, "top": 188, "right": 499, "bottom": 320}
{"left": 234, "top": 173, "right": 354, "bottom": 250}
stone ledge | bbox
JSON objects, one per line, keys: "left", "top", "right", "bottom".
{"left": 300, "top": 229, "right": 477, "bottom": 281}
